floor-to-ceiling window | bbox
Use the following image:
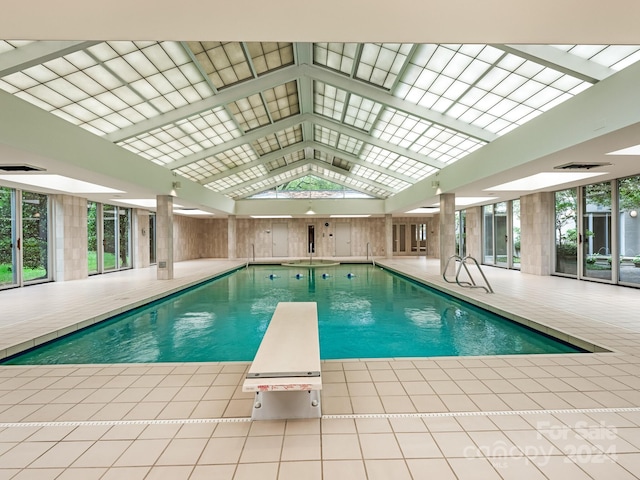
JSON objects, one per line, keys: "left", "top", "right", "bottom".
{"left": 483, "top": 200, "right": 519, "bottom": 269}
{"left": 0, "top": 187, "right": 17, "bottom": 289}
{"left": 88, "top": 203, "right": 132, "bottom": 274}
{"left": 455, "top": 210, "right": 466, "bottom": 257}
{"left": 149, "top": 212, "right": 156, "bottom": 265}
{"left": 555, "top": 188, "right": 578, "bottom": 275}
{"left": 583, "top": 181, "right": 613, "bottom": 282}
{"left": 0, "top": 187, "right": 50, "bottom": 289}
{"left": 618, "top": 175, "right": 640, "bottom": 286}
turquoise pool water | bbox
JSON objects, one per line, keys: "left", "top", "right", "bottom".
{"left": 4, "top": 264, "right": 581, "bottom": 364}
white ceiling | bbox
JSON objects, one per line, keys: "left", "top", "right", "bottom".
{"left": 1, "top": 1, "right": 639, "bottom": 217}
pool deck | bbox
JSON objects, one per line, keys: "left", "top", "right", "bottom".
{"left": 1, "top": 257, "right": 640, "bottom": 479}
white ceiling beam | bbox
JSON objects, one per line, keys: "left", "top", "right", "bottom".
{"left": 105, "top": 64, "right": 303, "bottom": 143}
{"left": 165, "top": 113, "right": 307, "bottom": 170}
{"left": 200, "top": 142, "right": 307, "bottom": 184}
{"left": 303, "top": 64, "right": 497, "bottom": 143}
{"left": 313, "top": 144, "right": 416, "bottom": 184}
{"left": 495, "top": 45, "right": 614, "bottom": 83}
{"left": 0, "top": 41, "right": 99, "bottom": 77}
{"left": 311, "top": 115, "right": 446, "bottom": 169}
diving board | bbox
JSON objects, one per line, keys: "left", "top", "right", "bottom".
{"left": 242, "top": 302, "right": 322, "bottom": 420}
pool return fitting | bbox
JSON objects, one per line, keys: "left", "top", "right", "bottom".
{"left": 443, "top": 255, "right": 494, "bottom": 294}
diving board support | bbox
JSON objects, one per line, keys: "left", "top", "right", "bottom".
{"left": 242, "top": 302, "right": 322, "bottom": 420}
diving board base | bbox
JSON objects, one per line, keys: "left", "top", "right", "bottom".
{"left": 251, "top": 390, "right": 321, "bottom": 421}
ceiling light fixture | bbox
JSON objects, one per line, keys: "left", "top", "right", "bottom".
{"left": 305, "top": 202, "right": 315, "bottom": 215}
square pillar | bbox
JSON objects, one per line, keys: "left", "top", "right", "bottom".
{"left": 156, "top": 195, "right": 174, "bottom": 280}
{"left": 53, "top": 194, "right": 88, "bottom": 281}
{"left": 439, "top": 193, "right": 456, "bottom": 275}
{"left": 520, "top": 192, "right": 553, "bottom": 275}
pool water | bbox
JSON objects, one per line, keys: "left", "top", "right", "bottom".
{"left": 4, "top": 264, "right": 581, "bottom": 364}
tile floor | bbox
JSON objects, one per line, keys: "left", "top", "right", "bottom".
{"left": 1, "top": 257, "right": 640, "bottom": 479}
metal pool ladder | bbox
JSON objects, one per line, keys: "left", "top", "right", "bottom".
{"left": 443, "top": 255, "right": 494, "bottom": 293}
{"left": 366, "top": 242, "right": 376, "bottom": 267}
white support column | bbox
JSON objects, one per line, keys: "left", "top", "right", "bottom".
{"left": 156, "top": 195, "right": 174, "bottom": 280}
{"left": 439, "top": 193, "right": 456, "bottom": 276}
{"left": 228, "top": 214, "right": 237, "bottom": 259}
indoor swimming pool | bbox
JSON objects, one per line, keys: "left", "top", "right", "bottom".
{"left": 3, "top": 264, "right": 582, "bottom": 364}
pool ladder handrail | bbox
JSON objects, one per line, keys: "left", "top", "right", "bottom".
{"left": 443, "top": 255, "right": 494, "bottom": 294}
{"left": 246, "top": 243, "right": 255, "bottom": 268}
{"left": 366, "top": 242, "right": 376, "bottom": 267}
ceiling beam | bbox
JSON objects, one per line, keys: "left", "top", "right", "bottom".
{"left": 165, "top": 114, "right": 306, "bottom": 170}
{"left": 307, "top": 159, "right": 394, "bottom": 194}
{"left": 313, "top": 144, "right": 416, "bottom": 184}
{"left": 200, "top": 143, "right": 306, "bottom": 184}
{"left": 494, "top": 45, "right": 614, "bottom": 83}
{"left": 0, "top": 41, "right": 100, "bottom": 77}
{"left": 311, "top": 115, "right": 446, "bottom": 169}
{"left": 105, "top": 64, "right": 303, "bottom": 143}
{"left": 302, "top": 64, "right": 497, "bottom": 143}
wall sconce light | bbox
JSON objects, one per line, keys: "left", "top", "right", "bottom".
{"left": 630, "top": 210, "right": 638, "bottom": 218}
{"left": 170, "top": 181, "right": 181, "bottom": 196}
{"left": 305, "top": 201, "right": 315, "bottom": 215}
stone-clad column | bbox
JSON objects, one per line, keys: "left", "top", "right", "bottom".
{"left": 228, "top": 215, "right": 237, "bottom": 259}
{"left": 520, "top": 192, "right": 553, "bottom": 275}
{"left": 439, "top": 193, "right": 456, "bottom": 275}
{"left": 156, "top": 195, "right": 173, "bottom": 280}
{"left": 385, "top": 214, "right": 393, "bottom": 258}
{"left": 53, "top": 194, "right": 88, "bottom": 281}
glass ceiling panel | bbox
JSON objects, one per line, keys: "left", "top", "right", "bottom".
{"left": 117, "top": 106, "right": 241, "bottom": 164}
{"left": 372, "top": 108, "right": 486, "bottom": 164}
{"left": 313, "top": 81, "right": 346, "bottom": 120}
{"left": 313, "top": 166, "right": 389, "bottom": 198}
{"left": 214, "top": 144, "right": 259, "bottom": 169}
{"left": 553, "top": 44, "right": 640, "bottom": 71}
{"left": 276, "top": 125, "right": 303, "bottom": 147}
{"left": 265, "top": 150, "right": 305, "bottom": 171}
{"left": 343, "top": 93, "right": 383, "bottom": 131}
{"left": 314, "top": 125, "right": 340, "bottom": 148}
{"left": 173, "top": 158, "right": 235, "bottom": 182}
{"left": 228, "top": 93, "right": 270, "bottom": 131}
{"left": 252, "top": 133, "right": 280, "bottom": 155}
{"left": 355, "top": 43, "right": 413, "bottom": 90}
{"left": 263, "top": 81, "right": 299, "bottom": 121}
{"left": 0, "top": 41, "right": 212, "bottom": 136}
{"left": 247, "top": 42, "right": 294, "bottom": 75}
{"left": 187, "top": 41, "right": 252, "bottom": 89}
{"left": 359, "top": 145, "right": 437, "bottom": 180}
{"left": 0, "top": 40, "right": 33, "bottom": 54}
{"left": 351, "top": 164, "right": 411, "bottom": 191}
{"left": 313, "top": 43, "right": 358, "bottom": 75}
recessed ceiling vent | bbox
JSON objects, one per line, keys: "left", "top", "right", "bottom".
{"left": 0, "top": 164, "right": 45, "bottom": 172}
{"left": 554, "top": 162, "right": 611, "bottom": 170}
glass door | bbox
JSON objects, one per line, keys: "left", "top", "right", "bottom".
{"left": 482, "top": 205, "right": 494, "bottom": 264}
{"left": 582, "top": 182, "right": 612, "bottom": 282}
{"left": 393, "top": 224, "right": 406, "bottom": 254}
{"left": 455, "top": 210, "right": 467, "bottom": 257}
{"left": 21, "top": 191, "right": 49, "bottom": 284}
{"left": 512, "top": 200, "right": 521, "bottom": 270}
{"left": 87, "top": 201, "right": 99, "bottom": 275}
{"left": 494, "top": 202, "right": 508, "bottom": 267}
{"left": 554, "top": 188, "right": 578, "bottom": 275}
{"left": 103, "top": 204, "right": 117, "bottom": 271}
{"left": 149, "top": 213, "right": 157, "bottom": 265}
{"left": 118, "top": 207, "right": 131, "bottom": 269}
{"left": 0, "top": 187, "right": 17, "bottom": 289}
{"left": 410, "top": 223, "right": 427, "bottom": 254}
{"left": 618, "top": 175, "right": 640, "bottom": 286}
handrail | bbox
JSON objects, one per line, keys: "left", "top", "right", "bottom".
{"left": 443, "top": 255, "right": 494, "bottom": 293}
{"left": 366, "top": 242, "right": 376, "bottom": 267}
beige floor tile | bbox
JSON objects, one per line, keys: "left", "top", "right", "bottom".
{"left": 406, "top": 458, "right": 457, "bottom": 480}
{"left": 28, "top": 441, "right": 93, "bottom": 468}
{"left": 99, "top": 466, "right": 150, "bottom": 480}
{"left": 284, "top": 418, "right": 320, "bottom": 436}
{"left": 448, "top": 457, "right": 504, "bottom": 479}
{"left": 380, "top": 395, "right": 416, "bottom": 413}
{"left": 211, "top": 421, "right": 251, "bottom": 438}
{"left": 56, "top": 467, "right": 108, "bottom": 480}
{"left": 10, "top": 468, "right": 65, "bottom": 480}
{"left": 155, "top": 438, "right": 208, "bottom": 465}
{"left": 354, "top": 418, "right": 392, "bottom": 433}
{"left": 239, "top": 435, "right": 283, "bottom": 463}
{"left": 278, "top": 460, "right": 321, "bottom": 480}
{"left": 199, "top": 436, "right": 245, "bottom": 464}
{"left": 189, "top": 465, "right": 235, "bottom": 480}
{"left": 113, "top": 439, "right": 170, "bottom": 466}
{"left": 71, "top": 440, "right": 132, "bottom": 467}
{"left": 358, "top": 433, "right": 403, "bottom": 459}
{"left": 321, "top": 434, "right": 361, "bottom": 460}
{"left": 144, "top": 465, "right": 193, "bottom": 480}
{"left": 322, "top": 460, "right": 367, "bottom": 479}
{"left": 249, "top": 420, "right": 286, "bottom": 436}
{"left": 175, "top": 422, "right": 217, "bottom": 439}
{"left": 0, "top": 442, "right": 56, "bottom": 469}
{"left": 233, "top": 462, "right": 278, "bottom": 480}
{"left": 364, "top": 459, "right": 412, "bottom": 480}
{"left": 280, "top": 435, "right": 321, "bottom": 461}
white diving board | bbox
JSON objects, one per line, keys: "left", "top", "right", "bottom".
{"left": 242, "top": 302, "right": 322, "bottom": 420}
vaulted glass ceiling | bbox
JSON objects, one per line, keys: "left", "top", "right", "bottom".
{"left": 1, "top": 41, "right": 638, "bottom": 200}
